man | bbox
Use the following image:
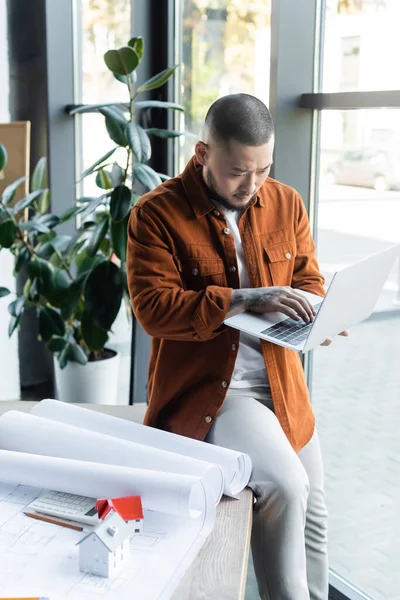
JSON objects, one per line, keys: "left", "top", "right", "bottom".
{"left": 127, "top": 93, "right": 348, "bottom": 600}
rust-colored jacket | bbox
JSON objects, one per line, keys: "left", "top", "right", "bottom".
{"left": 127, "top": 157, "right": 325, "bottom": 452}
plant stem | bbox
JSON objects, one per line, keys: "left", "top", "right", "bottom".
{"left": 54, "top": 248, "right": 74, "bottom": 281}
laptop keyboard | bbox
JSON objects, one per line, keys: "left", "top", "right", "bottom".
{"left": 260, "top": 302, "right": 323, "bottom": 346}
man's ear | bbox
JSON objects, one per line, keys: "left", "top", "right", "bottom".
{"left": 195, "top": 141, "right": 208, "bottom": 166}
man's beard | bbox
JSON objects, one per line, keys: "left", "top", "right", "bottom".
{"left": 204, "top": 169, "right": 255, "bottom": 213}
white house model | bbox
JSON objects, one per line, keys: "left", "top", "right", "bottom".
{"left": 77, "top": 511, "right": 132, "bottom": 578}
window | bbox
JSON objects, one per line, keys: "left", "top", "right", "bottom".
{"left": 323, "top": 0, "right": 400, "bottom": 92}
{"left": 76, "top": 0, "right": 131, "bottom": 197}
{"left": 177, "top": 0, "right": 271, "bottom": 170}
{"left": 314, "top": 108, "right": 400, "bottom": 599}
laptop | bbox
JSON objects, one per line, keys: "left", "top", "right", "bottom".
{"left": 224, "top": 244, "right": 400, "bottom": 353}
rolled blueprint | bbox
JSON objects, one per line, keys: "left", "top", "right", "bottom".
{"left": 32, "top": 399, "right": 252, "bottom": 497}
{"left": 0, "top": 410, "right": 224, "bottom": 505}
{"left": 0, "top": 449, "right": 211, "bottom": 519}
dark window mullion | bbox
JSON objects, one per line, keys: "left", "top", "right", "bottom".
{"left": 300, "top": 90, "right": 400, "bottom": 110}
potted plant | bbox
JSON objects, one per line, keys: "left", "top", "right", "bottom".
{"left": 0, "top": 37, "right": 185, "bottom": 404}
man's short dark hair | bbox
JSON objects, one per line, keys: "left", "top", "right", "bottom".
{"left": 204, "top": 93, "right": 274, "bottom": 146}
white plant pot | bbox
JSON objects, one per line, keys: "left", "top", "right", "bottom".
{"left": 54, "top": 350, "right": 120, "bottom": 405}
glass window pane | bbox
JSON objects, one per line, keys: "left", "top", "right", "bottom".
{"left": 78, "top": 0, "right": 131, "bottom": 197}
{"left": 178, "top": 0, "right": 271, "bottom": 170}
{"left": 315, "top": 108, "right": 400, "bottom": 599}
{"left": 323, "top": 0, "right": 400, "bottom": 92}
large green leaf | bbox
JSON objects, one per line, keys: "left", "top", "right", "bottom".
{"left": 146, "top": 128, "right": 185, "bottom": 139}
{"left": 47, "top": 335, "right": 67, "bottom": 352}
{"left": 60, "top": 274, "right": 86, "bottom": 320}
{"left": 95, "top": 168, "right": 113, "bottom": 190}
{"left": 36, "top": 240, "right": 57, "bottom": 260}
{"left": 2, "top": 176, "right": 26, "bottom": 205}
{"left": 0, "top": 287, "right": 10, "bottom": 298}
{"left": 75, "top": 197, "right": 105, "bottom": 221}
{"left": 0, "top": 220, "right": 17, "bottom": 248}
{"left": 84, "top": 261, "right": 123, "bottom": 330}
{"left": 125, "top": 122, "right": 151, "bottom": 163}
{"left": 120, "top": 261, "right": 129, "bottom": 295}
{"left": 45, "top": 268, "right": 71, "bottom": 307}
{"left": 38, "top": 189, "right": 51, "bottom": 214}
{"left": 105, "top": 116, "right": 127, "bottom": 147}
{"left": 12, "top": 190, "right": 44, "bottom": 214}
{"left": 137, "top": 65, "right": 178, "bottom": 93}
{"left": 76, "top": 252, "right": 105, "bottom": 277}
{"left": 14, "top": 247, "right": 31, "bottom": 273}
{"left": 8, "top": 296, "right": 25, "bottom": 318}
{"left": 27, "top": 257, "right": 54, "bottom": 292}
{"left": 59, "top": 205, "right": 83, "bottom": 223}
{"left": 156, "top": 172, "right": 170, "bottom": 181}
{"left": 58, "top": 345, "right": 69, "bottom": 369}
{"left": 80, "top": 147, "right": 118, "bottom": 180}
{"left": 38, "top": 307, "right": 65, "bottom": 342}
{"left": 109, "top": 163, "right": 125, "bottom": 187}
{"left": 104, "top": 46, "right": 139, "bottom": 76}
{"left": 98, "top": 106, "right": 127, "bottom": 127}
{"left": 38, "top": 236, "right": 64, "bottom": 259}
{"left": 128, "top": 37, "right": 143, "bottom": 60}
{"left": 134, "top": 100, "right": 184, "bottom": 112}
{"left": 110, "top": 215, "right": 129, "bottom": 262}
{"left": 20, "top": 213, "right": 60, "bottom": 234}
{"left": 31, "top": 157, "right": 47, "bottom": 191}
{"left": 0, "top": 143, "right": 8, "bottom": 171}
{"left": 8, "top": 314, "right": 21, "bottom": 337}
{"left": 67, "top": 343, "right": 88, "bottom": 365}
{"left": 113, "top": 71, "right": 137, "bottom": 86}
{"left": 81, "top": 309, "right": 108, "bottom": 351}
{"left": 133, "top": 163, "right": 162, "bottom": 191}
{"left": 86, "top": 215, "right": 109, "bottom": 257}
{"left": 69, "top": 103, "right": 128, "bottom": 116}
{"left": 110, "top": 185, "right": 131, "bottom": 222}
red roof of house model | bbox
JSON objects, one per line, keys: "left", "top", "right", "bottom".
{"left": 96, "top": 495, "right": 143, "bottom": 521}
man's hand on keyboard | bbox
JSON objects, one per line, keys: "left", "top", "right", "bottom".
{"left": 320, "top": 329, "right": 350, "bottom": 347}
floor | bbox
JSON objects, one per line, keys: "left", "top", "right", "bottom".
{"left": 244, "top": 312, "right": 400, "bottom": 600}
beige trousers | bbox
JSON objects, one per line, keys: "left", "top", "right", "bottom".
{"left": 206, "top": 388, "right": 329, "bottom": 600}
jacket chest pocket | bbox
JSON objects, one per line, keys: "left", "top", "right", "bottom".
{"left": 264, "top": 240, "right": 296, "bottom": 286}
{"left": 177, "top": 257, "right": 226, "bottom": 291}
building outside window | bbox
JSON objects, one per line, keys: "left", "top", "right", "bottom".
{"left": 313, "top": 2, "right": 400, "bottom": 599}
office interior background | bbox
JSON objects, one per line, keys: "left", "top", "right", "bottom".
{"left": 0, "top": 1, "right": 399, "bottom": 599}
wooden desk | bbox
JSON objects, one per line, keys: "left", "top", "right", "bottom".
{"left": 0, "top": 401, "right": 253, "bottom": 600}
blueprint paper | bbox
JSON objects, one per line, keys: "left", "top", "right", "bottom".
{"left": 0, "top": 452, "right": 216, "bottom": 599}
{"left": 33, "top": 399, "right": 252, "bottom": 496}
{"left": 0, "top": 410, "right": 224, "bottom": 505}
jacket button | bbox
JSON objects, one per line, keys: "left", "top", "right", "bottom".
{"left": 223, "top": 227, "right": 230, "bottom": 235}
{"left": 232, "top": 344, "right": 237, "bottom": 351}
{"left": 213, "top": 209, "right": 220, "bottom": 217}
{"left": 285, "top": 252, "right": 292, "bottom": 259}
{"left": 229, "top": 265, "right": 237, "bottom": 272}
{"left": 221, "top": 380, "right": 228, "bottom": 388}
{"left": 192, "top": 268, "right": 199, "bottom": 275}
{"left": 204, "top": 415, "right": 212, "bottom": 424}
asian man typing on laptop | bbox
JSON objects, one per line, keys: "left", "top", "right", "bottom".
{"left": 224, "top": 244, "right": 400, "bottom": 353}
{"left": 126, "top": 94, "right": 400, "bottom": 600}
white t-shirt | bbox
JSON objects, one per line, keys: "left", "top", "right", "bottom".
{"left": 214, "top": 201, "right": 270, "bottom": 390}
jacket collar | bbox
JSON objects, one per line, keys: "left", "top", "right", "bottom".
{"left": 181, "top": 156, "right": 264, "bottom": 219}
